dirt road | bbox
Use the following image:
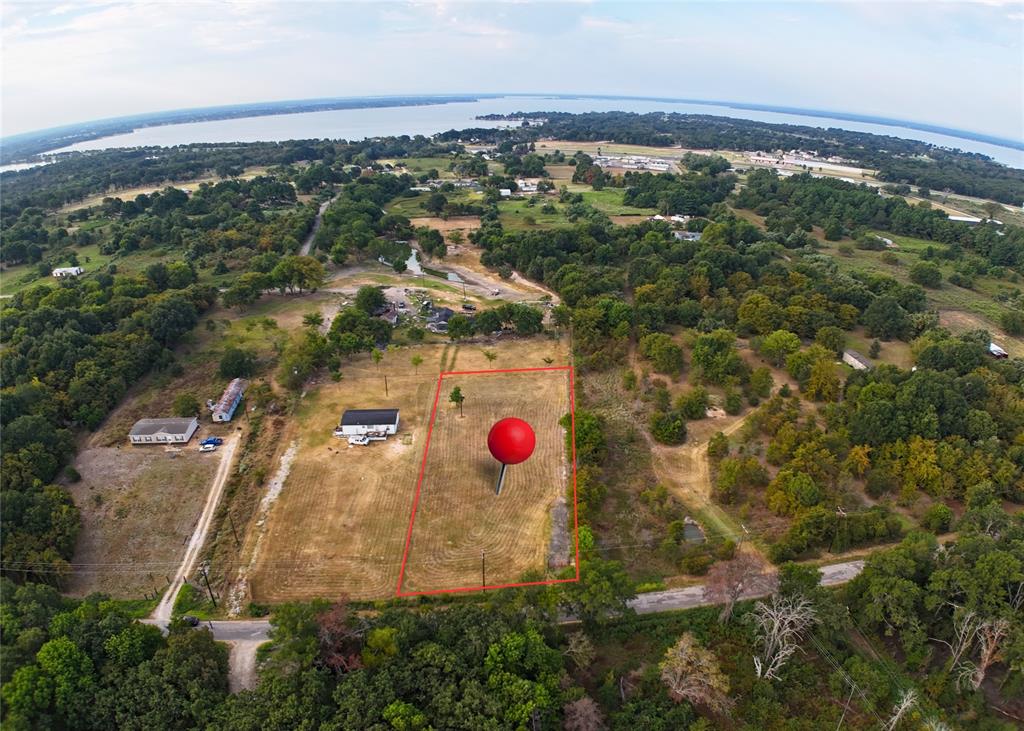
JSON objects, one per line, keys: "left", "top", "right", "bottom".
{"left": 647, "top": 414, "right": 750, "bottom": 541}
{"left": 299, "top": 194, "right": 340, "bottom": 256}
{"left": 151, "top": 436, "right": 239, "bottom": 623}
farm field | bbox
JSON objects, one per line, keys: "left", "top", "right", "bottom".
{"left": 399, "top": 367, "right": 573, "bottom": 594}
{"left": 248, "top": 336, "right": 569, "bottom": 602}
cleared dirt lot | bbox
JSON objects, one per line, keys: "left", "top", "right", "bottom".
{"left": 399, "top": 368, "right": 573, "bottom": 594}
{"left": 248, "top": 337, "right": 569, "bottom": 602}
{"left": 66, "top": 445, "right": 219, "bottom": 597}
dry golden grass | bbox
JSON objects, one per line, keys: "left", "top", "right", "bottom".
{"left": 400, "top": 369, "right": 571, "bottom": 593}
{"left": 249, "top": 337, "right": 569, "bottom": 601}
{"left": 66, "top": 446, "right": 219, "bottom": 598}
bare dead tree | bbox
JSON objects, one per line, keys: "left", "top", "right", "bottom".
{"left": 316, "top": 598, "right": 364, "bottom": 672}
{"left": 930, "top": 606, "right": 980, "bottom": 669}
{"left": 705, "top": 551, "right": 777, "bottom": 623}
{"left": 659, "top": 632, "right": 732, "bottom": 714}
{"left": 564, "top": 631, "right": 597, "bottom": 671}
{"left": 883, "top": 688, "right": 917, "bottom": 731}
{"left": 563, "top": 696, "right": 606, "bottom": 731}
{"left": 749, "top": 594, "right": 816, "bottom": 681}
{"left": 957, "top": 618, "right": 1010, "bottom": 691}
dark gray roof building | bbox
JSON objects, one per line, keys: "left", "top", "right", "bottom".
{"left": 129, "top": 417, "right": 199, "bottom": 444}
{"left": 341, "top": 409, "right": 400, "bottom": 427}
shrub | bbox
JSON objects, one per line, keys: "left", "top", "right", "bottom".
{"left": 219, "top": 346, "right": 257, "bottom": 378}
{"left": 680, "top": 552, "right": 713, "bottom": 575}
{"left": 865, "top": 469, "right": 897, "bottom": 499}
{"left": 909, "top": 261, "right": 942, "bottom": 288}
{"left": 675, "top": 387, "right": 709, "bottom": 420}
{"left": 920, "top": 503, "right": 953, "bottom": 533}
{"left": 707, "top": 432, "right": 729, "bottom": 461}
{"left": 724, "top": 390, "right": 743, "bottom": 415}
{"left": 1001, "top": 309, "right": 1024, "bottom": 336}
{"left": 650, "top": 411, "right": 687, "bottom": 445}
{"left": 63, "top": 465, "right": 81, "bottom": 483}
{"left": 172, "top": 393, "right": 200, "bottom": 417}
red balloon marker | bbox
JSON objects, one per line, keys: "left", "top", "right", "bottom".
{"left": 487, "top": 417, "right": 536, "bottom": 495}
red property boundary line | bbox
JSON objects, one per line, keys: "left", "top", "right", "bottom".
{"left": 395, "top": 365, "right": 580, "bottom": 597}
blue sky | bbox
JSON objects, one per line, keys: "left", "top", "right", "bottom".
{"left": 1, "top": 0, "right": 1021, "bottom": 139}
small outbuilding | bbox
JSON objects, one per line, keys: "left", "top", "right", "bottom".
{"left": 52, "top": 267, "right": 84, "bottom": 278}
{"left": 337, "top": 409, "right": 400, "bottom": 436}
{"left": 212, "top": 378, "right": 246, "bottom": 422}
{"left": 989, "top": 342, "right": 1009, "bottom": 359}
{"left": 129, "top": 417, "right": 199, "bottom": 445}
{"left": 842, "top": 350, "right": 873, "bottom": 371}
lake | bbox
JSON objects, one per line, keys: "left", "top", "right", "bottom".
{"left": 48, "top": 95, "right": 1023, "bottom": 167}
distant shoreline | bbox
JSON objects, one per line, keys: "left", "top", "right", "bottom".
{"left": 2, "top": 93, "right": 1020, "bottom": 164}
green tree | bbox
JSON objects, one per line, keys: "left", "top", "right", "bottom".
{"left": 909, "top": 261, "right": 943, "bottom": 288}
{"left": 863, "top": 295, "right": 910, "bottom": 340}
{"left": 692, "top": 329, "right": 747, "bottom": 385}
{"left": 805, "top": 358, "right": 841, "bottom": 401}
{"left": 172, "top": 393, "right": 199, "bottom": 417}
{"left": 814, "top": 325, "right": 846, "bottom": 356}
{"left": 219, "top": 346, "right": 257, "bottom": 378}
{"left": 449, "top": 385, "right": 465, "bottom": 417}
{"left": 639, "top": 333, "right": 684, "bottom": 377}
{"left": 1000, "top": 309, "right": 1024, "bottom": 336}
{"left": 354, "top": 285, "right": 386, "bottom": 314}
{"left": 760, "top": 329, "right": 801, "bottom": 367}
{"left": 446, "top": 314, "right": 473, "bottom": 340}
{"left": 650, "top": 411, "right": 687, "bottom": 445}
{"left": 558, "top": 558, "right": 636, "bottom": 627}
{"left": 411, "top": 354, "right": 424, "bottom": 372}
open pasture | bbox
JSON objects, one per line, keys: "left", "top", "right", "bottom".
{"left": 398, "top": 367, "right": 575, "bottom": 595}
{"left": 248, "top": 337, "right": 570, "bottom": 602}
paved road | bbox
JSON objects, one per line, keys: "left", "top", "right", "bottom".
{"left": 168, "top": 558, "right": 866, "bottom": 692}
{"left": 299, "top": 195, "right": 339, "bottom": 256}
{"left": 630, "top": 560, "right": 864, "bottom": 615}
{"left": 151, "top": 436, "right": 240, "bottom": 623}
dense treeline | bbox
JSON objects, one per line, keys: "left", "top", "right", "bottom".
{"left": 3, "top": 523, "right": 1017, "bottom": 729}
{"left": 0, "top": 136, "right": 461, "bottom": 219}
{"left": 1, "top": 274, "right": 218, "bottom": 579}
{"left": 735, "top": 170, "right": 1024, "bottom": 268}
{"left": 0, "top": 584, "right": 229, "bottom": 729}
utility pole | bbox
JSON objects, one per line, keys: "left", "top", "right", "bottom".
{"left": 384, "top": 374, "right": 389, "bottom": 396}
{"left": 227, "top": 514, "right": 240, "bottom": 547}
{"left": 199, "top": 563, "right": 217, "bottom": 608}
{"left": 481, "top": 550, "right": 486, "bottom": 587}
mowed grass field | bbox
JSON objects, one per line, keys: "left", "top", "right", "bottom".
{"left": 399, "top": 368, "right": 572, "bottom": 594}
{"left": 249, "top": 337, "right": 569, "bottom": 602}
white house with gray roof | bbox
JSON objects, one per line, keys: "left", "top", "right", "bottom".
{"left": 128, "top": 417, "right": 199, "bottom": 445}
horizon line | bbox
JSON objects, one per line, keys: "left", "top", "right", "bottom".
{"left": 3, "top": 92, "right": 1021, "bottom": 154}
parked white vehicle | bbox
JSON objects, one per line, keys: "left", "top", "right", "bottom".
{"left": 199, "top": 443, "right": 218, "bottom": 453}
{"left": 348, "top": 435, "right": 370, "bottom": 446}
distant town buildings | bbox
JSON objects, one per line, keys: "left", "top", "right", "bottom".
{"left": 593, "top": 155, "right": 675, "bottom": 172}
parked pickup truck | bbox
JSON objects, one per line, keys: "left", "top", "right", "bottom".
{"left": 200, "top": 437, "right": 224, "bottom": 446}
